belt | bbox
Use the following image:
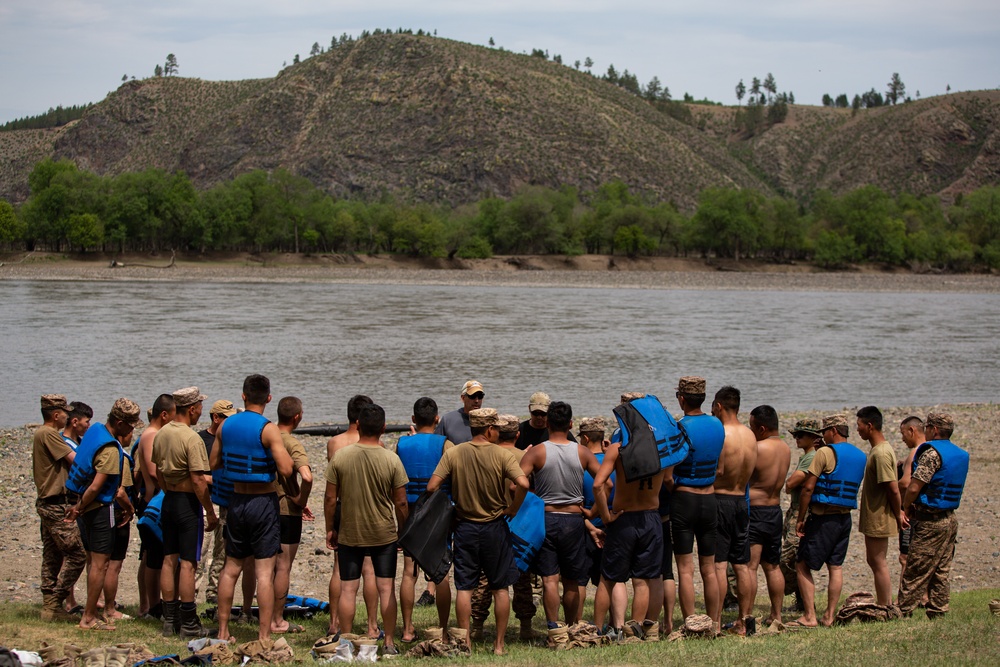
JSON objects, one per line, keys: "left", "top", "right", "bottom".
{"left": 38, "top": 493, "right": 79, "bottom": 505}
{"left": 911, "top": 506, "right": 952, "bottom": 521}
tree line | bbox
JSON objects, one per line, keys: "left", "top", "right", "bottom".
{"left": 2, "top": 159, "right": 998, "bottom": 270}
{"left": 0, "top": 104, "right": 93, "bottom": 132}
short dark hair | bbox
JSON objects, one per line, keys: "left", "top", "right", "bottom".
{"left": 856, "top": 406, "right": 883, "bottom": 431}
{"left": 498, "top": 429, "right": 518, "bottom": 443}
{"left": 41, "top": 406, "right": 62, "bottom": 421}
{"left": 900, "top": 415, "right": 923, "bottom": 429}
{"left": 470, "top": 425, "right": 490, "bottom": 437}
{"left": 68, "top": 401, "right": 93, "bottom": 421}
{"left": 151, "top": 394, "right": 175, "bottom": 419}
{"left": 347, "top": 394, "right": 374, "bottom": 423}
{"left": 412, "top": 397, "right": 439, "bottom": 428}
{"left": 357, "top": 404, "right": 386, "bottom": 438}
{"left": 277, "top": 396, "right": 302, "bottom": 424}
{"left": 243, "top": 374, "right": 270, "bottom": 404}
{"left": 678, "top": 392, "right": 706, "bottom": 409}
{"left": 713, "top": 385, "right": 741, "bottom": 413}
{"left": 749, "top": 405, "right": 778, "bottom": 431}
{"left": 547, "top": 401, "right": 572, "bottom": 432}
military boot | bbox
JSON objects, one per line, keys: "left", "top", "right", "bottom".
{"left": 179, "top": 603, "right": 215, "bottom": 638}
{"left": 470, "top": 620, "right": 485, "bottom": 642}
{"left": 40, "top": 594, "right": 76, "bottom": 622}
{"left": 161, "top": 600, "right": 179, "bottom": 636}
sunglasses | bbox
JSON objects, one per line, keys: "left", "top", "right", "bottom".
{"left": 467, "top": 393, "right": 485, "bottom": 400}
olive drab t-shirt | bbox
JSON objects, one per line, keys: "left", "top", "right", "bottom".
{"left": 432, "top": 440, "right": 525, "bottom": 522}
{"left": 152, "top": 421, "right": 211, "bottom": 486}
{"left": 789, "top": 449, "right": 816, "bottom": 510}
{"left": 325, "top": 443, "right": 408, "bottom": 547}
{"left": 33, "top": 424, "right": 75, "bottom": 499}
{"left": 277, "top": 432, "right": 310, "bottom": 517}
{"left": 806, "top": 446, "right": 852, "bottom": 516}
{"left": 859, "top": 441, "right": 899, "bottom": 537}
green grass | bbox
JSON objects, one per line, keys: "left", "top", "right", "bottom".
{"left": 1, "top": 590, "right": 998, "bottom": 665}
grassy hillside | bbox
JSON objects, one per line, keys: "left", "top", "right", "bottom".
{"left": 1, "top": 33, "right": 998, "bottom": 208}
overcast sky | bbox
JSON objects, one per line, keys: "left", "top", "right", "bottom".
{"left": 2, "top": 0, "right": 998, "bottom": 124}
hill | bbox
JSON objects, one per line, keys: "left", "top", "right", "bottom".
{"left": 1, "top": 33, "right": 998, "bottom": 208}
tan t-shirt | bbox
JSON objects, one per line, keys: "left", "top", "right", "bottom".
{"left": 277, "top": 432, "right": 310, "bottom": 517}
{"left": 32, "top": 424, "right": 75, "bottom": 499}
{"left": 433, "top": 440, "right": 525, "bottom": 522}
{"left": 325, "top": 443, "right": 408, "bottom": 547}
{"left": 152, "top": 421, "right": 211, "bottom": 486}
{"left": 807, "top": 446, "right": 853, "bottom": 515}
{"left": 859, "top": 441, "right": 899, "bottom": 537}
{"left": 84, "top": 444, "right": 123, "bottom": 512}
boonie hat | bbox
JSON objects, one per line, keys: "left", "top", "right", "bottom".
{"left": 210, "top": 399, "right": 237, "bottom": 417}
{"left": 925, "top": 412, "right": 955, "bottom": 432}
{"left": 822, "top": 414, "right": 849, "bottom": 430}
{"left": 677, "top": 376, "right": 707, "bottom": 394}
{"left": 620, "top": 391, "right": 646, "bottom": 404}
{"left": 40, "top": 394, "right": 72, "bottom": 412}
{"left": 173, "top": 386, "right": 208, "bottom": 408}
{"left": 469, "top": 407, "right": 498, "bottom": 428}
{"left": 789, "top": 418, "right": 823, "bottom": 438}
{"left": 497, "top": 414, "right": 520, "bottom": 433}
{"left": 461, "top": 380, "right": 485, "bottom": 397}
{"left": 528, "top": 392, "right": 551, "bottom": 412}
{"left": 110, "top": 397, "right": 144, "bottom": 428}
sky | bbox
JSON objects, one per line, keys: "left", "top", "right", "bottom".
{"left": 2, "top": 0, "right": 999, "bottom": 124}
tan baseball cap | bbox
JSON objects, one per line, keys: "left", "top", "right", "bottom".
{"left": 209, "top": 399, "right": 237, "bottom": 417}
{"left": 461, "top": 380, "right": 485, "bottom": 396}
{"left": 528, "top": 392, "right": 551, "bottom": 412}
{"left": 620, "top": 391, "right": 646, "bottom": 404}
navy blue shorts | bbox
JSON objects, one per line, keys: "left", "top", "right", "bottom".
{"left": 671, "top": 491, "right": 717, "bottom": 557}
{"left": 338, "top": 542, "right": 397, "bottom": 580}
{"left": 798, "top": 513, "right": 852, "bottom": 570}
{"left": 280, "top": 514, "right": 303, "bottom": 545}
{"left": 533, "top": 513, "right": 587, "bottom": 581}
{"left": 111, "top": 522, "right": 130, "bottom": 561}
{"left": 161, "top": 492, "right": 203, "bottom": 563}
{"left": 661, "top": 518, "right": 674, "bottom": 580}
{"left": 748, "top": 506, "right": 783, "bottom": 565}
{"left": 225, "top": 492, "right": 281, "bottom": 560}
{"left": 138, "top": 524, "right": 164, "bottom": 570}
{"left": 601, "top": 510, "right": 663, "bottom": 582}
{"left": 78, "top": 504, "right": 115, "bottom": 556}
{"left": 580, "top": 533, "right": 603, "bottom": 586}
{"left": 453, "top": 519, "right": 519, "bottom": 591}
{"left": 715, "top": 494, "right": 750, "bottom": 565}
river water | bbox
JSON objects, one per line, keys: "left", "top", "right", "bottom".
{"left": 1, "top": 279, "right": 997, "bottom": 426}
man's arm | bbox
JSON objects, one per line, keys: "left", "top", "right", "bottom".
{"left": 262, "top": 423, "right": 294, "bottom": 478}
{"left": 393, "top": 485, "right": 409, "bottom": 538}
{"left": 785, "top": 470, "right": 807, "bottom": 494}
{"left": 519, "top": 445, "right": 540, "bottom": 478}
{"left": 291, "top": 465, "right": 313, "bottom": 509}
{"left": 426, "top": 474, "right": 445, "bottom": 493}
{"left": 897, "top": 451, "right": 915, "bottom": 496}
{"left": 883, "top": 479, "right": 905, "bottom": 530}
{"left": 795, "top": 474, "right": 818, "bottom": 536}
{"left": 506, "top": 475, "right": 529, "bottom": 517}
{"left": 902, "top": 478, "right": 927, "bottom": 515}
{"left": 65, "top": 471, "right": 110, "bottom": 522}
{"left": 209, "top": 430, "right": 223, "bottom": 471}
{"left": 324, "top": 481, "right": 339, "bottom": 549}
{"left": 593, "top": 444, "right": 619, "bottom": 525}
{"left": 581, "top": 447, "right": 601, "bottom": 478}
{"left": 191, "top": 471, "right": 218, "bottom": 532}
{"left": 114, "top": 486, "right": 134, "bottom": 527}
{"left": 139, "top": 435, "right": 158, "bottom": 501}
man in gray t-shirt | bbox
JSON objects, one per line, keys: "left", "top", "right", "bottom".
{"left": 435, "top": 380, "right": 484, "bottom": 444}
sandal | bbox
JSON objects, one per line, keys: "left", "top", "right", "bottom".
{"left": 80, "top": 619, "right": 116, "bottom": 631}
{"left": 274, "top": 622, "right": 304, "bottom": 634}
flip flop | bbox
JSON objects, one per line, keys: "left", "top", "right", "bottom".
{"left": 81, "top": 619, "right": 116, "bottom": 631}
{"left": 274, "top": 623, "right": 304, "bottom": 634}
{"left": 784, "top": 619, "right": 818, "bottom": 630}
{"left": 400, "top": 634, "right": 417, "bottom": 643}
{"left": 67, "top": 605, "right": 84, "bottom": 615}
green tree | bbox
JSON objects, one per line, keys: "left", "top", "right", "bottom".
{"left": 735, "top": 79, "right": 746, "bottom": 105}
{"left": 613, "top": 224, "right": 656, "bottom": 258}
{"left": 164, "top": 54, "right": 178, "bottom": 76}
{"left": 154, "top": 63, "right": 163, "bottom": 77}
{"left": 645, "top": 76, "right": 663, "bottom": 101}
{"left": 310, "top": 42, "right": 322, "bottom": 57}
{"left": 0, "top": 199, "right": 25, "bottom": 246}
{"left": 690, "top": 188, "right": 764, "bottom": 259}
{"left": 584, "top": 56, "right": 593, "bottom": 71}
{"left": 887, "top": 72, "right": 905, "bottom": 105}
{"left": 763, "top": 73, "right": 777, "bottom": 102}
{"left": 66, "top": 213, "right": 103, "bottom": 250}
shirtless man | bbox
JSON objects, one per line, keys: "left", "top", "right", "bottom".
{"left": 711, "top": 386, "right": 757, "bottom": 634}
{"left": 747, "top": 405, "right": 791, "bottom": 624}
{"left": 593, "top": 397, "right": 667, "bottom": 642}
{"left": 897, "top": 416, "right": 925, "bottom": 577}
{"left": 519, "top": 401, "right": 601, "bottom": 627}
{"left": 326, "top": 394, "right": 380, "bottom": 639}
{"left": 134, "top": 394, "right": 174, "bottom": 618}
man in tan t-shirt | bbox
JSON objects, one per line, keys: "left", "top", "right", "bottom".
{"left": 428, "top": 407, "right": 529, "bottom": 656}
{"left": 32, "top": 394, "right": 87, "bottom": 622}
{"left": 856, "top": 406, "right": 902, "bottom": 606}
{"left": 325, "top": 403, "right": 408, "bottom": 656}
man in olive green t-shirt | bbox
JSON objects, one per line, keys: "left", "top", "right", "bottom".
{"left": 856, "top": 406, "right": 903, "bottom": 606}
{"left": 325, "top": 403, "right": 408, "bottom": 655}
{"left": 781, "top": 419, "right": 821, "bottom": 606}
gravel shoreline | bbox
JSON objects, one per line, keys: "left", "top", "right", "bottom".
{"left": 2, "top": 403, "right": 997, "bottom": 608}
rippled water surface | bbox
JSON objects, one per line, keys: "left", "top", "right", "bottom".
{"left": 2, "top": 280, "right": 997, "bottom": 425}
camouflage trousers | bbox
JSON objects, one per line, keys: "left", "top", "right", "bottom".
{"left": 471, "top": 571, "right": 536, "bottom": 624}
{"left": 35, "top": 500, "right": 87, "bottom": 601}
{"left": 897, "top": 512, "right": 958, "bottom": 617}
{"left": 780, "top": 505, "right": 801, "bottom": 596}
{"left": 197, "top": 506, "right": 227, "bottom": 602}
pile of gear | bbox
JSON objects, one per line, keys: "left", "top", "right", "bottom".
{"left": 667, "top": 614, "right": 717, "bottom": 641}
{"left": 834, "top": 591, "right": 903, "bottom": 625}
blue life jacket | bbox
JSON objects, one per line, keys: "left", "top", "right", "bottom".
{"left": 914, "top": 440, "right": 969, "bottom": 510}
{"left": 62, "top": 434, "right": 78, "bottom": 452}
{"left": 397, "top": 433, "right": 448, "bottom": 503}
{"left": 812, "top": 442, "right": 866, "bottom": 509}
{"left": 66, "top": 423, "right": 124, "bottom": 504}
{"left": 138, "top": 490, "right": 165, "bottom": 543}
{"left": 220, "top": 411, "right": 275, "bottom": 484}
{"left": 613, "top": 394, "right": 690, "bottom": 482}
{"left": 210, "top": 467, "right": 235, "bottom": 508}
{"left": 672, "top": 414, "right": 725, "bottom": 487}
{"left": 508, "top": 492, "right": 546, "bottom": 572}
{"left": 582, "top": 452, "right": 616, "bottom": 528}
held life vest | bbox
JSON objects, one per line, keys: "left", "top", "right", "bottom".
{"left": 220, "top": 411, "right": 275, "bottom": 484}
{"left": 119, "top": 449, "right": 136, "bottom": 508}
{"left": 397, "top": 433, "right": 448, "bottom": 503}
{"left": 210, "top": 467, "right": 235, "bottom": 508}
{"left": 672, "top": 414, "right": 725, "bottom": 487}
{"left": 811, "top": 442, "right": 866, "bottom": 509}
{"left": 66, "top": 423, "right": 124, "bottom": 504}
{"left": 137, "top": 490, "right": 165, "bottom": 543}
{"left": 613, "top": 395, "right": 690, "bottom": 482}
{"left": 398, "top": 490, "right": 455, "bottom": 584}
{"left": 583, "top": 452, "right": 613, "bottom": 528}
{"left": 508, "top": 491, "right": 546, "bottom": 572}
{"left": 914, "top": 440, "right": 969, "bottom": 510}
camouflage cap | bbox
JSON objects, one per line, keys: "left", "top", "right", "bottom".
{"left": 172, "top": 386, "right": 208, "bottom": 408}
{"left": 110, "top": 397, "right": 144, "bottom": 428}
{"left": 620, "top": 391, "right": 646, "bottom": 404}
{"left": 209, "top": 399, "right": 237, "bottom": 417}
{"left": 497, "top": 414, "right": 520, "bottom": 434}
{"left": 528, "top": 392, "right": 551, "bottom": 412}
{"left": 925, "top": 412, "right": 955, "bottom": 432}
{"left": 677, "top": 376, "right": 707, "bottom": 395}
{"left": 822, "top": 414, "right": 849, "bottom": 430}
{"left": 578, "top": 416, "right": 606, "bottom": 436}
{"left": 469, "top": 407, "right": 499, "bottom": 429}
{"left": 40, "top": 394, "right": 72, "bottom": 412}
{"left": 789, "top": 418, "right": 823, "bottom": 438}
{"left": 461, "top": 380, "right": 485, "bottom": 396}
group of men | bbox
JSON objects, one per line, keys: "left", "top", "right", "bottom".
{"left": 30, "top": 374, "right": 969, "bottom": 654}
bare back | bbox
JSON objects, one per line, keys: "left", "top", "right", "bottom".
{"left": 327, "top": 429, "right": 360, "bottom": 462}
{"left": 748, "top": 436, "right": 791, "bottom": 506}
{"left": 137, "top": 424, "right": 161, "bottom": 500}
{"left": 611, "top": 453, "right": 666, "bottom": 513}
{"left": 714, "top": 422, "right": 758, "bottom": 495}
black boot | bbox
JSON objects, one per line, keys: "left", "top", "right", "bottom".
{"left": 179, "top": 603, "right": 216, "bottom": 638}
{"left": 161, "top": 600, "right": 178, "bottom": 637}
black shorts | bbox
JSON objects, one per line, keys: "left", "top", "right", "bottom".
{"left": 111, "top": 522, "right": 131, "bottom": 561}
{"left": 601, "top": 510, "right": 663, "bottom": 583}
{"left": 715, "top": 494, "right": 750, "bottom": 564}
{"left": 453, "top": 518, "right": 519, "bottom": 591}
{"left": 671, "top": 491, "right": 717, "bottom": 557}
{"left": 580, "top": 533, "right": 603, "bottom": 586}
{"left": 661, "top": 518, "right": 674, "bottom": 580}
{"left": 161, "top": 491, "right": 204, "bottom": 563}
{"left": 748, "top": 505, "right": 783, "bottom": 565}
{"left": 532, "top": 513, "right": 587, "bottom": 581}
{"left": 138, "top": 524, "right": 165, "bottom": 570}
{"left": 78, "top": 504, "right": 116, "bottom": 556}
{"left": 798, "top": 512, "right": 852, "bottom": 571}
{"left": 280, "top": 514, "right": 303, "bottom": 545}
{"left": 338, "top": 542, "right": 397, "bottom": 580}
{"left": 225, "top": 492, "right": 281, "bottom": 560}
{"left": 899, "top": 524, "right": 912, "bottom": 555}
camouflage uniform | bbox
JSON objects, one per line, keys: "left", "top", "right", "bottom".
{"left": 471, "top": 572, "right": 536, "bottom": 626}
{"left": 779, "top": 505, "right": 801, "bottom": 595}
{"left": 36, "top": 500, "right": 87, "bottom": 602}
